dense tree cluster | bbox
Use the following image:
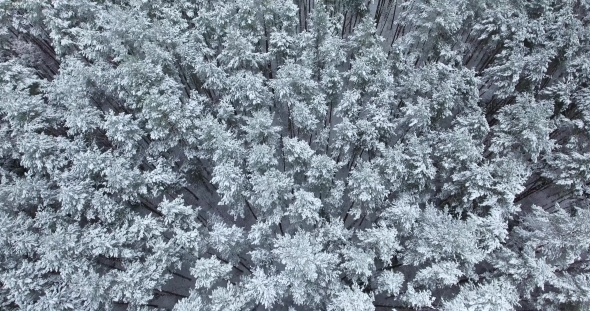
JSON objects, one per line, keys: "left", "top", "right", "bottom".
{"left": 1, "top": 0, "right": 590, "bottom": 310}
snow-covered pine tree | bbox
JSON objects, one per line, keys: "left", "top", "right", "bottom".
{"left": 1, "top": 0, "right": 590, "bottom": 310}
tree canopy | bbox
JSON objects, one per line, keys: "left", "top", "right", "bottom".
{"left": 1, "top": 0, "right": 590, "bottom": 310}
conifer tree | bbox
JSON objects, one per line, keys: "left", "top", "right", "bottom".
{"left": 1, "top": 0, "right": 590, "bottom": 310}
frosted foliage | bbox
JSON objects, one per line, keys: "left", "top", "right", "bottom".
{"left": 1, "top": 0, "right": 590, "bottom": 310}
{"left": 403, "top": 284, "right": 434, "bottom": 308}
{"left": 244, "top": 268, "right": 284, "bottom": 309}
{"left": 328, "top": 285, "right": 375, "bottom": 311}
{"left": 443, "top": 279, "right": 519, "bottom": 311}
{"left": 377, "top": 270, "right": 404, "bottom": 295}
{"left": 288, "top": 190, "right": 322, "bottom": 224}
{"left": 414, "top": 261, "right": 464, "bottom": 287}
{"left": 272, "top": 231, "right": 338, "bottom": 283}
{"left": 173, "top": 295, "right": 203, "bottom": 311}
{"left": 190, "top": 258, "right": 232, "bottom": 289}
{"left": 341, "top": 246, "right": 376, "bottom": 282}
